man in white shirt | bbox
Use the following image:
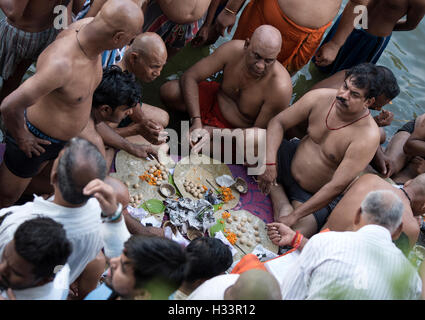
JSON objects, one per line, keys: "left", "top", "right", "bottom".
{"left": 0, "top": 137, "right": 124, "bottom": 296}
{"left": 0, "top": 217, "right": 72, "bottom": 300}
{"left": 267, "top": 189, "right": 422, "bottom": 300}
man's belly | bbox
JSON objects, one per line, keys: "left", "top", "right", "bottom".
{"left": 290, "top": 139, "right": 336, "bottom": 193}
{"left": 216, "top": 92, "right": 255, "bottom": 129}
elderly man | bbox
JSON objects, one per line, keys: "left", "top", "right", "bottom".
{"left": 215, "top": 0, "right": 366, "bottom": 75}
{"left": 322, "top": 173, "right": 425, "bottom": 250}
{"left": 0, "top": 0, "right": 144, "bottom": 208}
{"left": 160, "top": 25, "right": 292, "bottom": 158}
{"left": 0, "top": 0, "right": 73, "bottom": 102}
{"left": 0, "top": 138, "right": 124, "bottom": 299}
{"left": 0, "top": 217, "right": 72, "bottom": 300}
{"left": 314, "top": 0, "right": 425, "bottom": 75}
{"left": 259, "top": 63, "right": 382, "bottom": 237}
{"left": 267, "top": 190, "right": 422, "bottom": 299}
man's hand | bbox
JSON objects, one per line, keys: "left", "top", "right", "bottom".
{"left": 266, "top": 222, "right": 296, "bottom": 247}
{"left": 215, "top": 9, "right": 237, "bottom": 36}
{"left": 411, "top": 156, "right": 425, "bottom": 175}
{"left": 192, "top": 24, "right": 211, "bottom": 47}
{"left": 16, "top": 126, "right": 51, "bottom": 158}
{"left": 258, "top": 165, "right": 278, "bottom": 195}
{"left": 128, "top": 143, "right": 159, "bottom": 161}
{"left": 188, "top": 120, "right": 210, "bottom": 154}
{"left": 374, "top": 110, "right": 394, "bottom": 127}
{"left": 0, "top": 289, "right": 16, "bottom": 300}
{"left": 133, "top": 120, "right": 167, "bottom": 145}
{"left": 277, "top": 213, "right": 298, "bottom": 228}
{"left": 314, "top": 41, "right": 340, "bottom": 67}
{"left": 83, "top": 179, "right": 118, "bottom": 216}
{"left": 374, "top": 153, "right": 395, "bottom": 177}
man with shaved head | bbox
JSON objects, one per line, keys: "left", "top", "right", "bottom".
{"left": 160, "top": 25, "right": 292, "bottom": 156}
{"left": 0, "top": 0, "right": 144, "bottom": 208}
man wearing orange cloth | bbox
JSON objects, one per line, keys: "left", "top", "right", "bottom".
{"left": 215, "top": 0, "right": 367, "bottom": 75}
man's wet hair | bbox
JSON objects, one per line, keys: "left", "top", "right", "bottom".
{"left": 123, "top": 236, "right": 187, "bottom": 292}
{"left": 345, "top": 63, "right": 381, "bottom": 99}
{"left": 93, "top": 65, "right": 142, "bottom": 111}
{"left": 184, "top": 237, "right": 233, "bottom": 283}
{"left": 14, "top": 217, "right": 72, "bottom": 279}
{"left": 57, "top": 137, "right": 107, "bottom": 205}
{"left": 377, "top": 66, "right": 400, "bottom": 100}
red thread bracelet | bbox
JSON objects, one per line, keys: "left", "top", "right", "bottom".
{"left": 290, "top": 231, "right": 299, "bottom": 247}
{"left": 266, "top": 163, "right": 277, "bottom": 166}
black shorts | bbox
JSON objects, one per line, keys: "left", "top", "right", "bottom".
{"left": 3, "top": 120, "right": 67, "bottom": 178}
{"left": 276, "top": 138, "right": 342, "bottom": 232}
{"left": 396, "top": 120, "right": 415, "bottom": 134}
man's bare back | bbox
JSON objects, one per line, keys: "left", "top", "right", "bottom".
{"left": 324, "top": 174, "right": 421, "bottom": 248}
{"left": 0, "top": 0, "right": 68, "bottom": 32}
{"left": 277, "top": 0, "right": 342, "bottom": 29}
{"left": 215, "top": 41, "right": 291, "bottom": 128}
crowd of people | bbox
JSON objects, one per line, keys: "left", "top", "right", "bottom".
{"left": 0, "top": 0, "right": 425, "bottom": 300}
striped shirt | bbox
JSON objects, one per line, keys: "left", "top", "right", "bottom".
{"left": 0, "top": 195, "right": 104, "bottom": 284}
{"left": 281, "top": 225, "right": 422, "bottom": 300}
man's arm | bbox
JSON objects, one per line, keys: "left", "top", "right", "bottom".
{"left": 403, "top": 117, "right": 425, "bottom": 157}
{"left": 95, "top": 122, "right": 157, "bottom": 159}
{"left": 180, "top": 41, "right": 233, "bottom": 128}
{"left": 394, "top": 0, "right": 425, "bottom": 31}
{"left": 215, "top": 0, "right": 247, "bottom": 36}
{"left": 0, "top": 0, "right": 29, "bottom": 20}
{"left": 315, "top": 0, "right": 370, "bottom": 67}
{"left": 0, "top": 57, "right": 69, "bottom": 157}
{"left": 258, "top": 90, "right": 317, "bottom": 194}
{"left": 253, "top": 81, "right": 292, "bottom": 129}
{"left": 283, "top": 130, "right": 380, "bottom": 226}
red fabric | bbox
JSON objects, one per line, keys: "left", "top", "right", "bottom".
{"left": 198, "top": 81, "right": 234, "bottom": 129}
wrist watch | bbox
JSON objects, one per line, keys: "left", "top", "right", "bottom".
{"left": 101, "top": 203, "right": 123, "bottom": 223}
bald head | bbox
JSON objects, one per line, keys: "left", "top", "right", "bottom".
{"left": 93, "top": 0, "right": 144, "bottom": 50}
{"left": 249, "top": 25, "right": 282, "bottom": 54}
{"left": 130, "top": 33, "right": 167, "bottom": 60}
{"left": 224, "top": 270, "right": 282, "bottom": 300}
{"left": 125, "top": 32, "right": 168, "bottom": 82}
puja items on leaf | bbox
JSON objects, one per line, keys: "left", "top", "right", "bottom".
{"left": 139, "top": 163, "right": 168, "bottom": 186}
{"left": 164, "top": 197, "right": 216, "bottom": 234}
{"left": 183, "top": 179, "right": 208, "bottom": 199}
{"left": 219, "top": 187, "right": 235, "bottom": 203}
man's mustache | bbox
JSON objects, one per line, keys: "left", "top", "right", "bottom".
{"left": 336, "top": 96, "right": 348, "bottom": 107}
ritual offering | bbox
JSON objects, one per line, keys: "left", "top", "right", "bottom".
{"left": 173, "top": 154, "right": 240, "bottom": 210}
{"left": 210, "top": 209, "right": 278, "bottom": 260}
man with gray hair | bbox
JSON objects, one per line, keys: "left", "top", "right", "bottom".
{"left": 0, "top": 137, "right": 129, "bottom": 299}
{"left": 267, "top": 189, "right": 422, "bottom": 299}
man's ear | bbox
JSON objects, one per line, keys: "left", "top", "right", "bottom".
{"left": 113, "top": 31, "right": 126, "bottom": 44}
{"left": 99, "top": 105, "right": 113, "bottom": 116}
{"left": 365, "top": 97, "right": 376, "bottom": 109}
{"left": 129, "top": 52, "right": 139, "bottom": 66}
{"left": 404, "top": 179, "right": 413, "bottom": 187}
{"left": 391, "top": 222, "right": 403, "bottom": 241}
{"left": 244, "top": 39, "right": 250, "bottom": 49}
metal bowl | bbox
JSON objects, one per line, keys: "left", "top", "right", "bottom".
{"left": 159, "top": 183, "right": 176, "bottom": 198}
{"left": 233, "top": 177, "right": 248, "bottom": 194}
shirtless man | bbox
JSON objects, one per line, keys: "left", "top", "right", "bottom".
{"left": 0, "top": 0, "right": 73, "bottom": 102}
{"left": 314, "top": 0, "right": 425, "bottom": 75}
{"left": 215, "top": 0, "right": 366, "bottom": 74}
{"left": 323, "top": 173, "right": 425, "bottom": 250}
{"left": 374, "top": 113, "right": 425, "bottom": 184}
{"left": 258, "top": 63, "right": 382, "bottom": 237}
{"left": 0, "top": 0, "right": 144, "bottom": 208}
{"left": 160, "top": 25, "right": 292, "bottom": 158}
{"left": 113, "top": 33, "right": 170, "bottom": 146}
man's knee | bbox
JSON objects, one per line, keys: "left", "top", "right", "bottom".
{"left": 159, "top": 80, "right": 180, "bottom": 105}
